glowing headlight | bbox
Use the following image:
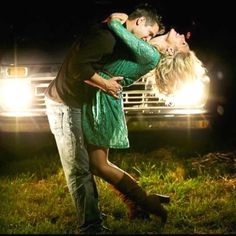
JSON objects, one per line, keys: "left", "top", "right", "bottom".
{"left": 0, "top": 79, "right": 32, "bottom": 111}
{"left": 168, "top": 80, "right": 209, "bottom": 107}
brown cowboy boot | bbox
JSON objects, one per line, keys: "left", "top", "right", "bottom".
{"left": 111, "top": 186, "right": 150, "bottom": 220}
{"left": 114, "top": 173, "right": 168, "bottom": 224}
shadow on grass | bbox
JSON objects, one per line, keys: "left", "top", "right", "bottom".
{"left": 128, "top": 128, "right": 236, "bottom": 155}
{"left": 1, "top": 129, "right": 235, "bottom": 179}
{"left": 0, "top": 132, "right": 60, "bottom": 179}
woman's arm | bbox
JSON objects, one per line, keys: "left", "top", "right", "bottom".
{"left": 103, "top": 13, "right": 128, "bottom": 25}
{"left": 107, "top": 19, "right": 160, "bottom": 66}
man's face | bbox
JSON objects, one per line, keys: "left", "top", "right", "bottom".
{"left": 131, "top": 17, "right": 159, "bottom": 42}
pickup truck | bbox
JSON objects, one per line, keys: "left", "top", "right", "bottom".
{"left": 0, "top": 45, "right": 214, "bottom": 133}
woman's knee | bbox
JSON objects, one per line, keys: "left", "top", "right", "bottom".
{"left": 90, "top": 162, "right": 110, "bottom": 177}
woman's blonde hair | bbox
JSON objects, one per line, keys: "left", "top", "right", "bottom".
{"left": 142, "top": 50, "right": 210, "bottom": 96}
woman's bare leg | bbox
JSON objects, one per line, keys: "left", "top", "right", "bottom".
{"left": 88, "top": 144, "right": 168, "bottom": 223}
{"left": 88, "top": 144, "right": 124, "bottom": 185}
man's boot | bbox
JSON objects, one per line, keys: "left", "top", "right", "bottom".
{"left": 114, "top": 173, "right": 168, "bottom": 224}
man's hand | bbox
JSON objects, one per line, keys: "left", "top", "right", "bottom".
{"left": 104, "top": 76, "right": 123, "bottom": 98}
{"left": 84, "top": 73, "right": 123, "bottom": 99}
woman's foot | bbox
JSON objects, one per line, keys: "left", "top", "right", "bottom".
{"left": 129, "top": 205, "right": 150, "bottom": 220}
{"left": 145, "top": 195, "right": 168, "bottom": 224}
{"left": 155, "top": 194, "right": 170, "bottom": 204}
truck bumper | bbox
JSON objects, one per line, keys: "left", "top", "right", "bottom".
{"left": 126, "top": 113, "right": 211, "bottom": 131}
{"left": 0, "top": 113, "right": 50, "bottom": 133}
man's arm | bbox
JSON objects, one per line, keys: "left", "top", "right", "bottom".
{"left": 84, "top": 73, "right": 123, "bottom": 99}
{"left": 71, "top": 24, "right": 123, "bottom": 98}
{"left": 107, "top": 20, "right": 160, "bottom": 65}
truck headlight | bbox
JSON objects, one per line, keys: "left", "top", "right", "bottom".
{"left": 167, "top": 80, "right": 209, "bottom": 107}
{"left": 0, "top": 79, "right": 32, "bottom": 111}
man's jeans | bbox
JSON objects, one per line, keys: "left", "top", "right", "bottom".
{"left": 45, "top": 97, "right": 102, "bottom": 227}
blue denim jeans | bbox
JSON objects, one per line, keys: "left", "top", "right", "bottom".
{"left": 45, "top": 97, "right": 102, "bottom": 228}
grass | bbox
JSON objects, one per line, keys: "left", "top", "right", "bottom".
{"left": 0, "top": 142, "right": 236, "bottom": 234}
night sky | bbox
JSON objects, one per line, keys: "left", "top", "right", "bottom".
{"left": 1, "top": 0, "right": 234, "bottom": 54}
{"left": 0, "top": 0, "right": 235, "bottom": 132}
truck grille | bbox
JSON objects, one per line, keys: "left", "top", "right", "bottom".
{"left": 123, "top": 78, "right": 166, "bottom": 110}
{"left": 30, "top": 77, "right": 54, "bottom": 112}
{"left": 29, "top": 76, "right": 205, "bottom": 115}
{"left": 30, "top": 77, "right": 166, "bottom": 113}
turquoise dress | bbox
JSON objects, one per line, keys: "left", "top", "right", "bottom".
{"left": 82, "top": 20, "right": 160, "bottom": 148}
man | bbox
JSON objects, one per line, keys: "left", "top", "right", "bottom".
{"left": 45, "top": 3, "right": 164, "bottom": 234}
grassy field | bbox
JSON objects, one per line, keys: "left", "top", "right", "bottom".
{"left": 0, "top": 132, "right": 236, "bottom": 234}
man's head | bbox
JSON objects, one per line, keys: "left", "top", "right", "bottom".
{"left": 126, "top": 3, "right": 165, "bottom": 42}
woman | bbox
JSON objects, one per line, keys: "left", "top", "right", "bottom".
{"left": 82, "top": 14, "right": 209, "bottom": 224}
{"left": 142, "top": 28, "right": 210, "bottom": 98}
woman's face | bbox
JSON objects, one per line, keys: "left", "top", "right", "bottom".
{"left": 150, "top": 28, "right": 189, "bottom": 54}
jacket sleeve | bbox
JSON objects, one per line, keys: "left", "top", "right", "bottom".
{"left": 107, "top": 20, "right": 160, "bottom": 67}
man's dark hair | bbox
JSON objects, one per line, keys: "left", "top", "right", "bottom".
{"left": 128, "top": 3, "right": 165, "bottom": 34}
